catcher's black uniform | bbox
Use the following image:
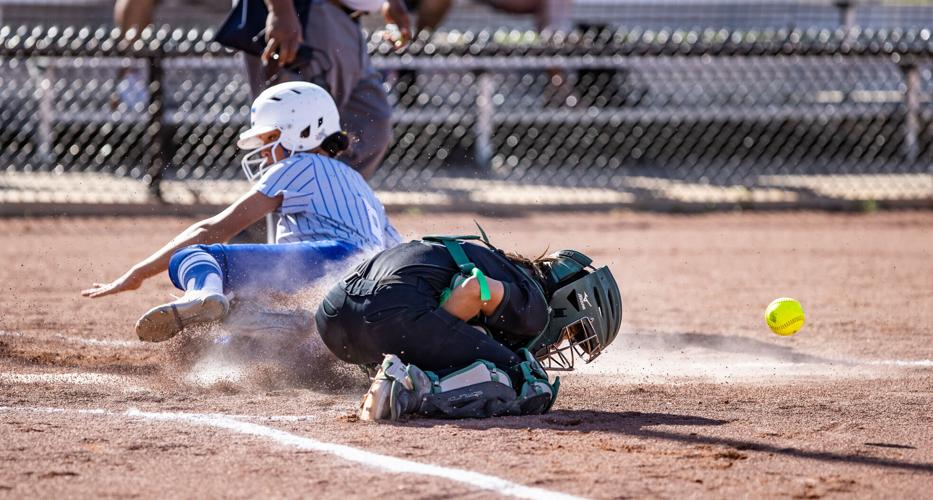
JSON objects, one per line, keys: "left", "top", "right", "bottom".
{"left": 315, "top": 240, "right": 549, "bottom": 374}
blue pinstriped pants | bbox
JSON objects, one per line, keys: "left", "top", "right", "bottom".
{"left": 168, "top": 240, "right": 360, "bottom": 294}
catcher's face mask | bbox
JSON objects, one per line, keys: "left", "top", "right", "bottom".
{"left": 525, "top": 251, "right": 623, "bottom": 371}
{"left": 535, "top": 316, "right": 603, "bottom": 370}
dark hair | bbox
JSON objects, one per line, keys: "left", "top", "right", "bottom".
{"left": 504, "top": 251, "right": 557, "bottom": 293}
{"left": 320, "top": 131, "right": 350, "bottom": 156}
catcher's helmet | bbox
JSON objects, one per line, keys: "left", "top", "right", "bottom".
{"left": 527, "top": 250, "right": 623, "bottom": 371}
{"left": 238, "top": 81, "right": 341, "bottom": 182}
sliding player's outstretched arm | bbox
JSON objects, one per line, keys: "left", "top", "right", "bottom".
{"left": 81, "top": 190, "right": 281, "bottom": 298}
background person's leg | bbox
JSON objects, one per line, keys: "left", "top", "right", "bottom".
{"left": 340, "top": 75, "right": 393, "bottom": 179}
{"left": 300, "top": 2, "right": 355, "bottom": 108}
{"left": 242, "top": 52, "right": 266, "bottom": 98}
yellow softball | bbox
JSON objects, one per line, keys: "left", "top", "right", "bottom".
{"left": 765, "top": 298, "right": 805, "bottom": 336}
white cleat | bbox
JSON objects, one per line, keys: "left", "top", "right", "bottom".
{"left": 135, "top": 291, "right": 229, "bottom": 343}
{"left": 359, "top": 378, "right": 393, "bottom": 421}
{"left": 359, "top": 354, "right": 408, "bottom": 421}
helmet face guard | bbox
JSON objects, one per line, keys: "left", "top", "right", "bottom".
{"left": 529, "top": 265, "right": 623, "bottom": 371}
{"left": 241, "top": 139, "right": 287, "bottom": 183}
{"left": 534, "top": 316, "right": 604, "bottom": 371}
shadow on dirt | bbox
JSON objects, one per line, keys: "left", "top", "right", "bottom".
{"left": 409, "top": 409, "right": 933, "bottom": 473}
{"left": 408, "top": 409, "right": 729, "bottom": 434}
{"left": 620, "top": 332, "right": 845, "bottom": 365}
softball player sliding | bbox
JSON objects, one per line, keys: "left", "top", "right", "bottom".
{"left": 82, "top": 81, "right": 400, "bottom": 342}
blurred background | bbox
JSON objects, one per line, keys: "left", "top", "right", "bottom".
{"left": 1, "top": 0, "right": 932, "bottom": 213}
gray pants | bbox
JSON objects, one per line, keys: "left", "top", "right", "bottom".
{"left": 244, "top": 1, "right": 392, "bottom": 179}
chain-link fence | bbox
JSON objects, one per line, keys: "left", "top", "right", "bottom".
{"left": 441, "top": 1, "right": 933, "bottom": 32}
{"left": 5, "top": 1, "right": 932, "bottom": 32}
{"left": 2, "top": 23, "right": 932, "bottom": 209}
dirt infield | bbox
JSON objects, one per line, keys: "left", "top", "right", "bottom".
{"left": 1, "top": 212, "right": 931, "bottom": 498}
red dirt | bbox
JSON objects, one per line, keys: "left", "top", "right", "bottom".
{"left": 1, "top": 212, "right": 931, "bottom": 498}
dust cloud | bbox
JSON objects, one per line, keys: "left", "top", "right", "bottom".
{"left": 162, "top": 251, "right": 377, "bottom": 393}
{"left": 574, "top": 331, "right": 928, "bottom": 383}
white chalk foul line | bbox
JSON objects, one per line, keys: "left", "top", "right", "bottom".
{"left": 0, "top": 406, "right": 109, "bottom": 416}
{"left": 0, "top": 405, "right": 582, "bottom": 500}
{"left": 127, "top": 409, "right": 582, "bottom": 500}
{"left": 0, "top": 372, "right": 146, "bottom": 392}
{"left": 0, "top": 330, "right": 138, "bottom": 348}
{"left": 862, "top": 359, "right": 933, "bottom": 368}
{"left": 0, "top": 406, "right": 316, "bottom": 423}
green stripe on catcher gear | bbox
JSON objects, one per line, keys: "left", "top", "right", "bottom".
{"left": 423, "top": 235, "right": 492, "bottom": 305}
{"left": 528, "top": 250, "right": 624, "bottom": 371}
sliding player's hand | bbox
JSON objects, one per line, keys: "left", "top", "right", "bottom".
{"left": 81, "top": 270, "right": 143, "bottom": 298}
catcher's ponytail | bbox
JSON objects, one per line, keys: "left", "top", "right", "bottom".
{"left": 321, "top": 131, "right": 350, "bottom": 156}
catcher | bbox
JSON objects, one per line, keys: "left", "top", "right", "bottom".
{"left": 315, "top": 229, "right": 623, "bottom": 420}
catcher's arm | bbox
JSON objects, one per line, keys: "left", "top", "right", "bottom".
{"left": 441, "top": 275, "right": 505, "bottom": 321}
{"left": 81, "top": 190, "right": 281, "bottom": 298}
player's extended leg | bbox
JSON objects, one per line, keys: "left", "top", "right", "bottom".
{"left": 135, "top": 240, "right": 360, "bottom": 342}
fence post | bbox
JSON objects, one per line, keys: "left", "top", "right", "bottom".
{"left": 37, "top": 63, "right": 54, "bottom": 166}
{"left": 474, "top": 70, "right": 494, "bottom": 171}
{"left": 144, "top": 53, "right": 168, "bottom": 200}
{"left": 834, "top": 0, "right": 857, "bottom": 31}
{"left": 900, "top": 61, "right": 920, "bottom": 163}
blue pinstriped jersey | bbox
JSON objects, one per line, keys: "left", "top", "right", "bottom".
{"left": 255, "top": 152, "right": 402, "bottom": 250}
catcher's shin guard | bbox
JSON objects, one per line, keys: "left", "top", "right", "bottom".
{"left": 419, "top": 357, "right": 559, "bottom": 419}
{"left": 359, "top": 353, "right": 560, "bottom": 421}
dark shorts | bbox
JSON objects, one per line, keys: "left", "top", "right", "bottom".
{"left": 315, "top": 277, "right": 521, "bottom": 373}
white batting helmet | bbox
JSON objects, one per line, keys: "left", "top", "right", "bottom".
{"left": 238, "top": 81, "right": 341, "bottom": 182}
